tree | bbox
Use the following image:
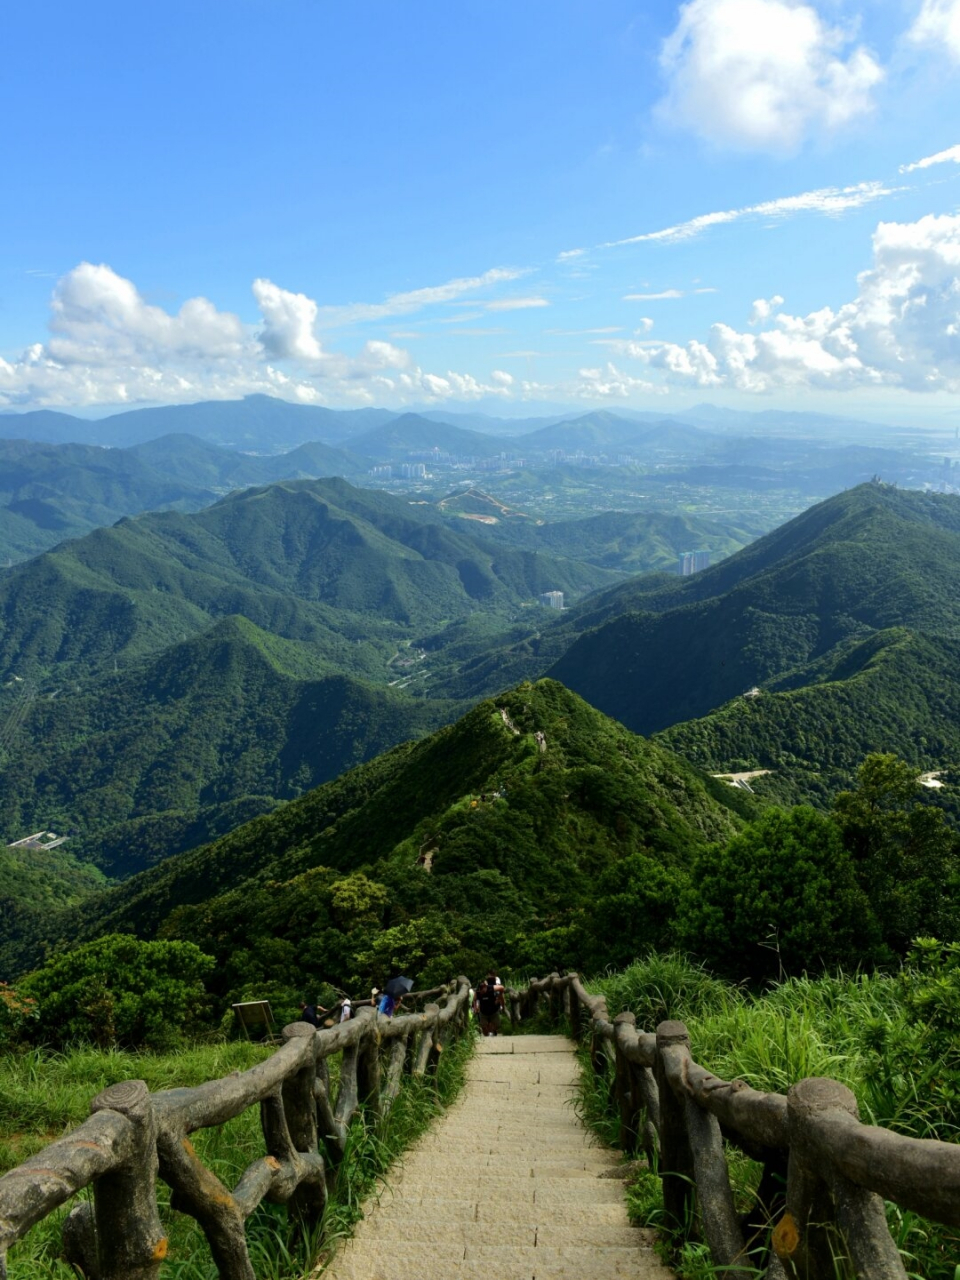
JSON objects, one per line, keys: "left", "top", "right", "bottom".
{"left": 676, "top": 807, "right": 881, "bottom": 983}
{"left": 833, "top": 754, "right": 960, "bottom": 954}
{"left": 20, "top": 933, "right": 213, "bottom": 1049}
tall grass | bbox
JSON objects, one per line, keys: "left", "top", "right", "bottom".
{"left": 0, "top": 1031, "right": 473, "bottom": 1279}
{"left": 577, "top": 955, "right": 960, "bottom": 1280}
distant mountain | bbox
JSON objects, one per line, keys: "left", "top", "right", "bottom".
{"left": 0, "top": 434, "right": 369, "bottom": 565}
{"left": 349, "top": 412, "right": 511, "bottom": 458}
{"left": 437, "top": 489, "right": 755, "bottom": 574}
{"left": 0, "top": 615, "right": 457, "bottom": 882}
{"left": 0, "top": 437, "right": 220, "bottom": 563}
{"left": 0, "top": 396, "right": 396, "bottom": 450}
{"left": 514, "top": 411, "right": 720, "bottom": 455}
{"left": 548, "top": 484, "right": 960, "bottom": 735}
{"left": 0, "top": 476, "right": 617, "bottom": 684}
{"left": 656, "top": 628, "right": 960, "bottom": 808}
{"left": 38, "top": 680, "right": 745, "bottom": 989}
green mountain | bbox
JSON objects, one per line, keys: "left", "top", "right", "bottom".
{"left": 349, "top": 412, "right": 510, "bottom": 458}
{"left": 438, "top": 490, "right": 756, "bottom": 574}
{"left": 656, "top": 629, "right": 960, "bottom": 808}
{"left": 0, "top": 434, "right": 368, "bottom": 564}
{"left": 32, "top": 680, "right": 746, "bottom": 992}
{"left": 547, "top": 484, "right": 960, "bottom": 735}
{"left": 0, "top": 438, "right": 220, "bottom": 563}
{"left": 0, "top": 396, "right": 395, "bottom": 449}
{"left": 0, "top": 476, "right": 617, "bottom": 683}
{"left": 0, "top": 479, "right": 624, "bottom": 879}
{"left": 0, "top": 615, "right": 457, "bottom": 880}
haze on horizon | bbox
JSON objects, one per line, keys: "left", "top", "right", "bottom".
{"left": 3, "top": 0, "right": 960, "bottom": 428}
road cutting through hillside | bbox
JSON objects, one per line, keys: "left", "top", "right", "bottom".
{"left": 319, "top": 1034, "right": 672, "bottom": 1280}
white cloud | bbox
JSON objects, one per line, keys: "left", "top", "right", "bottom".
{"left": 908, "top": 0, "right": 960, "bottom": 61}
{"left": 604, "top": 182, "right": 896, "bottom": 248}
{"left": 624, "top": 289, "right": 685, "bottom": 300}
{"left": 606, "top": 213, "right": 960, "bottom": 393}
{"left": 484, "top": 297, "right": 550, "bottom": 311}
{"left": 253, "top": 278, "right": 324, "bottom": 361}
{"left": 635, "top": 319, "right": 655, "bottom": 333}
{"left": 316, "top": 267, "right": 527, "bottom": 327}
{"left": 491, "top": 370, "right": 514, "bottom": 386}
{"left": 900, "top": 142, "right": 960, "bottom": 174}
{"left": 749, "top": 294, "right": 785, "bottom": 323}
{"left": 557, "top": 249, "right": 586, "bottom": 261}
{"left": 658, "top": 0, "right": 883, "bottom": 152}
{"left": 572, "top": 363, "right": 660, "bottom": 398}
{"left": 0, "top": 262, "right": 526, "bottom": 411}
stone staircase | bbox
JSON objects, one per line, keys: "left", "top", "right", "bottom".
{"left": 320, "top": 1034, "right": 673, "bottom": 1280}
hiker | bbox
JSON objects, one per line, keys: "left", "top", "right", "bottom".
{"left": 339, "top": 996, "right": 352, "bottom": 1022}
{"left": 377, "top": 990, "right": 402, "bottom": 1018}
{"left": 474, "top": 971, "right": 505, "bottom": 1036}
{"left": 299, "top": 1002, "right": 322, "bottom": 1028}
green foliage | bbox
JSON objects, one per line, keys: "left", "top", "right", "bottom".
{"left": 676, "top": 807, "right": 880, "bottom": 982}
{"left": 42, "top": 681, "right": 744, "bottom": 1007}
{"left": 0, "top": 1017, "right": 472, "bottom": 1280}
{"left": 19, "top": 934, "right": 214, "bottom": 1049}
{"left": 585, "top": 954, "right": 960, "bottom": 1279}
{"left": 833, "top": 754, "right": 960, "bottom": 954}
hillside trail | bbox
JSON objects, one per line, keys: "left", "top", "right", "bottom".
{"left": 319, "top": 1034, "right": 673, "bottom": 1280}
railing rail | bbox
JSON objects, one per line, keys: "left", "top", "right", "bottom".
{"left": 509, "top": 971, "right": 956, "bottom": 1280}
{"left": 0, "top": 977, "right": 471, "bottom": 1280}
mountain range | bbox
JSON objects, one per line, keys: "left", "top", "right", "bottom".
{"left": 13, "top": 680, "right": 748, "bottom": 988}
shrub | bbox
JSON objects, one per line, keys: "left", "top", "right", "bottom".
{"left": 20, "top": 934, "right": 213, "bottom": 1049}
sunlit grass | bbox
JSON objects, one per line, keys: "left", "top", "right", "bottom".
{"left": 1, "top": 1030, "right": 473, "bottom": 1279}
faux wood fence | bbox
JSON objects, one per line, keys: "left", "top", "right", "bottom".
{"left": 509, "top": 972, "right": 959, "bottom": 1280}
{"left": 0, "top": 978, "right": 471, "bottom": 1280}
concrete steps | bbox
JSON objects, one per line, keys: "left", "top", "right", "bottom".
{"left": 318, "top": 1035, "right": 673, "bottom": 1280}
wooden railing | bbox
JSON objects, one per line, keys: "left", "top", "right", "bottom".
{"left": 0, "top": 977, "right": 471, "bottom": 1280}
{"left": 509, "top": 972, "right": 960, "bottom": 1280}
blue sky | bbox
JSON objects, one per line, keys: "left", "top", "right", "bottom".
{"left": 3, "top": 0, "right": 960, "bottom": 422}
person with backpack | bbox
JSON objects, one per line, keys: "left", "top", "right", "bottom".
{"left": 473, "top": 971, "right": 505, "bottom": 1036}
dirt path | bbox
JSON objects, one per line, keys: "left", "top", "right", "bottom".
{"left": 320, "top": 1035, "right": 672, "bottom": 1280}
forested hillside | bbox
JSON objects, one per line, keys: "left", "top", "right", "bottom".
{"left": 0, "top": 434, "right": 365, "bottom": 563}
{"left": 17, "top": 681, "right": 747, "bottom": 993}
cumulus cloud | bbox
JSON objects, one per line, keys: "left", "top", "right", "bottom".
{"left": 253, "top": 278, "right": 324, "bottom": 361}
{"left": 0, "top": 262, "right": 527, "bottom": 411}
{"left": 605, "top": 213, "right": 960, "bottom": 393}
{"left": 908, "top": 0, "right": 960, "bottom": 60}
{"left": 900, "top": 142, "right": 960, "bottom": 174}
{"left": 749, "top": 295, "right": 785, "bottom": 324}
{"left": 572, "top": 364, "right": 660, "bottom": 398}
{"left": 658, "top": 0, "right": 883, "bottom": 152}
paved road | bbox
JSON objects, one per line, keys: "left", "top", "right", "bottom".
{"left": 320, "top": 1034, "right": 672, "bottom": 1280}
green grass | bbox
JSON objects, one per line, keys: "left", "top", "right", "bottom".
{"left": 1, "top": 1030, "right": 473, "bottom": 1279}
{"left": 574, "top": 955, "right": 960, "bottom": 1280}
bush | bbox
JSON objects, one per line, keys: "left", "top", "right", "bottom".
{"left": 20, "top": 934, "right": 213, "bottom": 1049}
{"left": 675, "top": 807, "right": 881, "bottom": 983}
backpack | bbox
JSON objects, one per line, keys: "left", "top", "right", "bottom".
{"left": 477, "top": 982, "right": 500, "bottom": 1016}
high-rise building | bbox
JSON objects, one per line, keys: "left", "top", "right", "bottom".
{"left": 679, "top": 550, "right": 711, "bottom": 576}
{"left": 539, "top": 590, "right": 564, "bottom": 609}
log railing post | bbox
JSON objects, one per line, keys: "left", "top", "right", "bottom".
{"left": 655, "top": 1021, "right": 695, "bottom": 1236}
{"left": 80, "top": 1081, "right": 166, "bottom": 1280}
{"left": 613, "top": 1013, "right": 642, "bottom": 1155}
{"left": 281, "top": 1023, "right": 325, "bottom": 1232}
{"left": 778, "top": 1078, "right": 908, "bottom": 1280}
{"left": 357, "top": 1021, "right": 382, "bottom": 1117}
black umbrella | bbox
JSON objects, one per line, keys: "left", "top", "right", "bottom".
{"left": 384, "top": 976, "right": 414, "bottom": 997}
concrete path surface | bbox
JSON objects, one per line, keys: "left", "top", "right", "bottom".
{"left": 320, "top": 1034, "right": 673, "bottom": 1280}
